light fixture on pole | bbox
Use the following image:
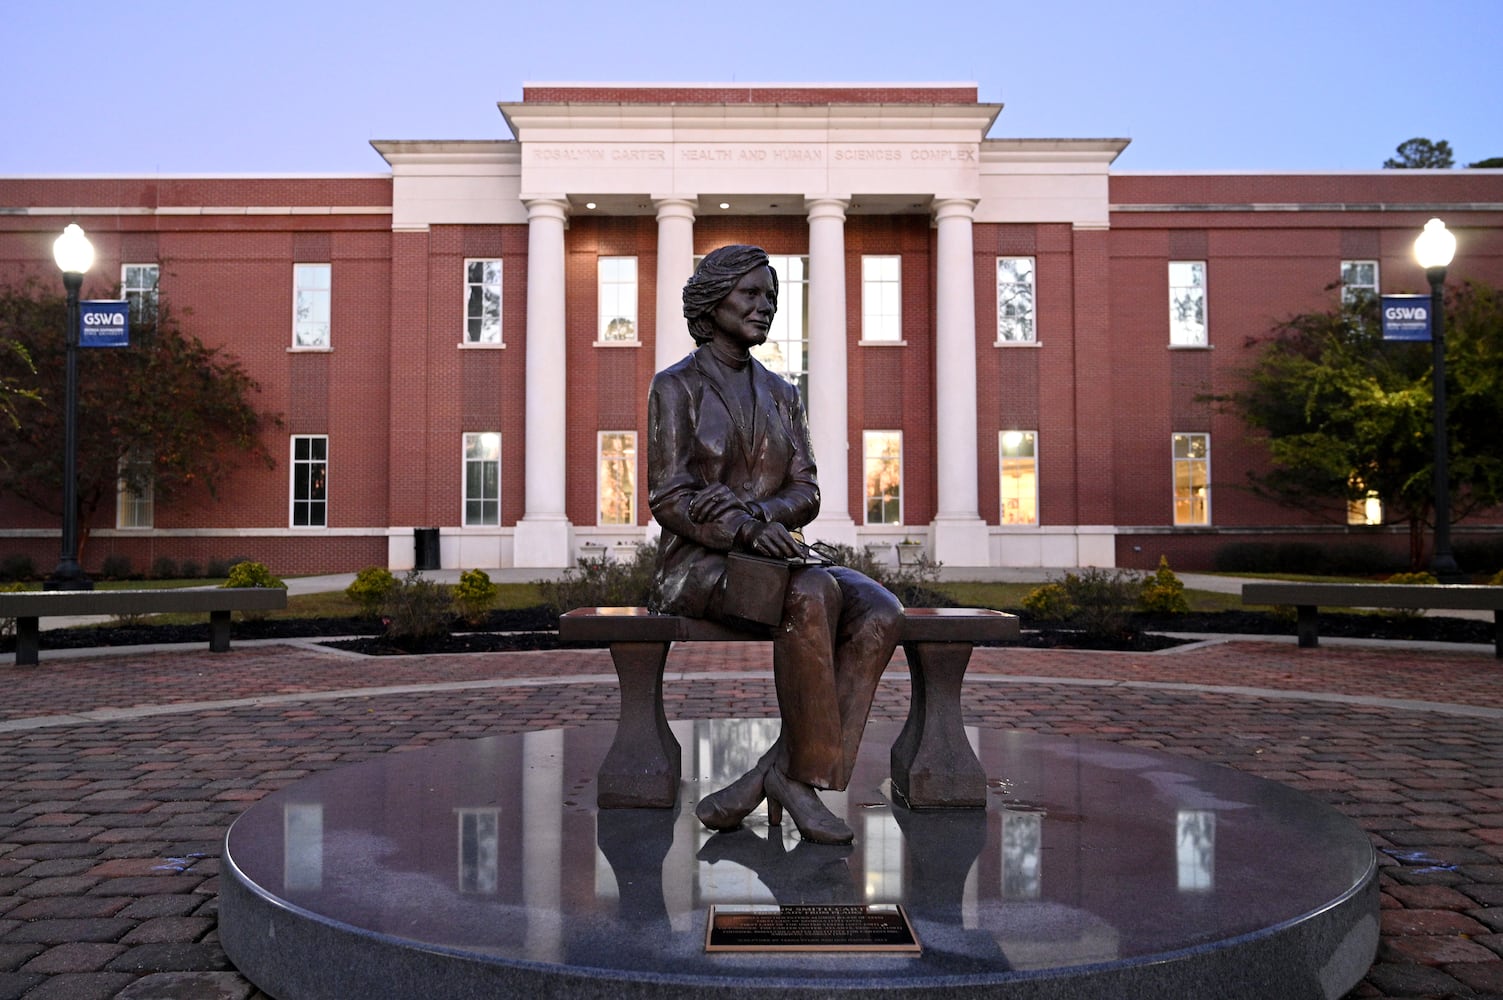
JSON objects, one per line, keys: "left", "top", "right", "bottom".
{"left": 1413, "top": 217, "right": 1461, "bottom": 580}
{"left": 44, "top": 223, "right": 95, "bottom": 591}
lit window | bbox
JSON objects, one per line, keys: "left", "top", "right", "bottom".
{"left": 464, "top": 259, "right": 502, "bottom": 344}
{"left": 1340, "top": 260, "right": 1379, "bottom": 307}
{"left": 291, "top": 435, "right": 328, "bottom": 527}
{"left": 1172, "top": 433, "right": 1210, "bottom": 525}
{"left": 997, "top": 257, "right": 1036, "bottom": 342}
{"left": 861, "top": 256, "right": 902, "bottom": 342}
{"left": 598, "top": 431, "right": 637, "bottom": 525}
{"left": 116, "top": 451, "right": 153, "bottom": 529}
{"left": 598, "top": 257, "right": 638, "bottom": 343}
{"left": 293, "top": 263, "right": 331, "bottom": 348}
{"left": 1169, "top": 261, "right": 1207, "bottom": 346}
{"left": 1347, "top": 476, "right": 1383, "bottom": 526}
{"left": 751, "top": 254, "right": 808, "bottom": 401}
{"left": 121, "top": 264, "right": 159, "bottom": 327}
{"left": 863, "top": 431, "right": 902, "bottom": 525}
{"left": 463, "top": 433, "right": 501, "bottom": 526}
{"left": 999, "top": 431, "right": 1038, "bottom": 525}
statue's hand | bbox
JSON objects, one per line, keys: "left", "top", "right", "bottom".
{"left": 742, "top": 521, "right": 804, "bottom": 560}
{"left": 688, "top": 483, "right": 747, "bottom": 523}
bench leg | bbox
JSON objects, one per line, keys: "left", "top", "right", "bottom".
{"left": 209, "top": 610, "right": 232, "bottom": 652}
{"left": 15, "top": 616, "right": 40, "bottom": 666}
{"left": 1296, "top": 605, "right": 1319, "bottom": 649}
{"left": 598, "top": 641, "right": 681, "bottom": 809}
{"left": 891, "top": 641, "right": 986, "bottom": 809}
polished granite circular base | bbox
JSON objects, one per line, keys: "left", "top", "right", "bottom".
{"left": 220, "top": 721, "right": 1377, "bottom": 999}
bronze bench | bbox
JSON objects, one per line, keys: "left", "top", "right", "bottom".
{"left": 559, "top": 606, "right": 1019, "bottom": 810}
{"left": 1, "top": 588, "right": 288, "bottom": 666}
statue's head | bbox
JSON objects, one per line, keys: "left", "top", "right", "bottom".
{"left": 682, "top": 245, "right": 779, "bottom": 345}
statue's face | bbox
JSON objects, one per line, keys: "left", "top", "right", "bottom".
{"left": 709, "top": 266, "right": 776, "bottom": 350}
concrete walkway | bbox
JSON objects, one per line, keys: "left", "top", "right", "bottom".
{"left": 3, "top": 635, "right": 1503, "bottom": 998}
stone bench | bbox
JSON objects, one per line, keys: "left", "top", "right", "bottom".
{"left": 0, "top": 588, "right": 288, "bottom": 666}
{"left": 1241, "top": 582, "right": 1503, "bottom": 657}
{"left": 558, "top": 606, "right": 1019, "bottom": 810}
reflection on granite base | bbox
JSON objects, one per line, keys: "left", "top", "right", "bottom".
{"left": 220, "top": 721, "right": 1378, "bottom": 999}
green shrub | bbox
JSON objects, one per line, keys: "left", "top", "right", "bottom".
{"left": 382, "top": 570, "right": 453, "bottom": 649}
{"left": 1382, "top": 570, "right": 1438, "bottom": 619}
{"left": 453, "top": 568, "right": 498, "bottom": 624}
{"left": 1385, "top": 571, "right": 1438, "bottom": 586}
{"left": 1490, "top": 569, "right": 1503, "bottom": 586}
{"left": 179, "top": 560, "right": 202, "bottom": 579}
{"left": 221, "top": 561, "right": 287, "bottom": 622}
{"left": 222, "top": 561, "right": 286, "bottom": 590}
{"left": 0, "top": 580, "right": 29, "bottom": 636}
{"left": 1139, "top": 555, "right": 1190, "bottom": 613}
{"left": 0, "top": 554, "right": 34, "bottom": 582}
{"left": 99, "top": 554, "right": 134, "bottom": 581}
{"left": 150, "top": 556, "right": 179, "bottom": 580}
{"left": 1022, "top": 582, "right": 1074, "bottom": 621}
{"left": 346, "top": 566, "right": 398, "bottom": 618}
{"left": 540, "top": 541, "right": 662, "bottom": 613}
{"left": 817, "top": 543, "right": 954, "bottom": 608}
{"left": 1061, "top": 567, "right": 1143, "bottom": 639}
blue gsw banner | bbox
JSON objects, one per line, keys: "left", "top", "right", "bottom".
{"left": 1380, "top": 294, "right": 1431, "bottom": 342}
{"left": 79, "top": 300, "right": 130, "bottom": 348}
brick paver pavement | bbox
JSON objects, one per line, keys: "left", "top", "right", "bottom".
{"left": 3, "top": 636, "right": 1503, "bottom": 998}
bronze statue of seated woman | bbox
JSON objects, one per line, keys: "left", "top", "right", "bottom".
{"left": 647, "top": 245, "right": 903, "bottom": 845}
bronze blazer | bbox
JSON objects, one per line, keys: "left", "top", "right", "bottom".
{"left": 647, "top": 346, "right": 820, "bottom": 617}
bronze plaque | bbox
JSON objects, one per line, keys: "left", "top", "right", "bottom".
{"left": 705, "top": 904, "right": 920, "bottom": 953}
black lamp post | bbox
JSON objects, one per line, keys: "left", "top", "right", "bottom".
{"left": 1414, "top": 217, "right": 1462, "bottom": 581}
{"left": 43, "top": 223, "right": 95, "bottom": 591}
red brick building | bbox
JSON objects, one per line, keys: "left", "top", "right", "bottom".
{"left": 2, "top": 84, "right": 1500, "bottom": 574}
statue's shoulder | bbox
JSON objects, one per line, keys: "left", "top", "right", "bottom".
{"left": 650, "top": 352, "right": 703, "bottom": 396}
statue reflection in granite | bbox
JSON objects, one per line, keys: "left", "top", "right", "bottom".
{"left": 648, "top": 245, "right": 903, "bottom": 845}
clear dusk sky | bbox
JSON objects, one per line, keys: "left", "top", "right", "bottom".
{"left": 3, "top": 0, "right": 1499, "bottom": 175}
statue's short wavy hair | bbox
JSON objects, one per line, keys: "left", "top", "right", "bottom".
{"left": 682, "top": 245, "right": 779, "bottom": 345}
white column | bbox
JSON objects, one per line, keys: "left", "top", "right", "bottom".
{"left": 931, "top": 197, "right": 990, "bottom": 567}
{"left": 653, "top": 197, "right": 697, "bottom": 372}
{"left": 514, "top": 197, "right": 573, "bottom": 568}
{"left": 804, "top": 196, "right": 857, "bottom": 548}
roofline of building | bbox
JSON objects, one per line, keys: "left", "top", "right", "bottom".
{"left": 520, "top": 81, "right": 980, "bottom": 90}
{"left": 0, "top": 173, "right": 393, "bottom": 181}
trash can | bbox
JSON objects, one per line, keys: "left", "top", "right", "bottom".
{"left": 414, "top": 528, "right": 441, "bottom": 571}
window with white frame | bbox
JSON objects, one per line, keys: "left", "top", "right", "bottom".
{"left": 293, "top": 263, "right": 331, "bottom": 348}
{"left": 999, "top": 431, "right": 1038, "bottom": 525}
{"left": 1169, "top": 261, "right": 1207, "bottom": 346}
{"left": 122, "top": 264, "right": 159, "bottom": 327}
{"left": 291, "top": 435, "right": 328, "bottom": 527}
{"left": 863, "top": 430, "right": 902, "bottom": 525}
{"left": 463, "top": 432, "right": 501, "bottom": 526}
{"left": 464, "top": 259, "right": 502, "bottom": 344}
{"left": 116, "top": 450, "right": 153, "bottom": 529}
{"left": 861, "top": 256, "right": 902, "bottom": 342}
{"left": 752, "top": 254, "right": 809, "bottom": 401}
{"left": 1172, "top": 433, "right": 1210, "bottom": 525}
{"left": 1340, "top": 260, "right": 1379, "bottom": 307}
{"left": 597, "top": 257, "right": 638, "bottom": 343}
{"left": 997, "top": 257, "right": 1036, "bottom": 342}
{"left": 597, "top": 431, "right": 637, "bottom": 525}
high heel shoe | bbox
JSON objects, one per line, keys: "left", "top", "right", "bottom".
{"left": 695, "top": 748, "right": 777, "bottom": 831}
{"left": 764, "top": 767, "right": 853, "bottom": 845}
